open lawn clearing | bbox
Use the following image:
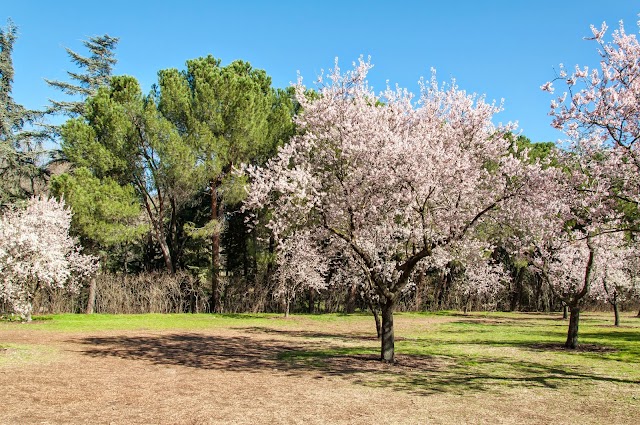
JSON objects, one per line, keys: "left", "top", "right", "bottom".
{"left": 1, "top": 312, "right": 638, "bottom": 424}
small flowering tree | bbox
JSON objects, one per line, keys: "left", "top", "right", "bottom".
{"left": 533, "top": 231, "right": 598, "bottom": 348}
{"left": 452, "top": 248, "right": 507, "bottom": 313}
{"left": 590, "top": 235, "right": 639, "bottom": 326}
{"left": 541, "top": 16, "right": 640, "bottom": 343}
{"left": 524, "top": 147, "right": 629, "bottom": 347}
{"left": 0, "top": 196, "right": 98, "bottom": 321}
{"left": 273, "top": 231, "right": 328, "bottom": 317}
{"left": 245, "top": 58, "right": 548, "bottom": 362}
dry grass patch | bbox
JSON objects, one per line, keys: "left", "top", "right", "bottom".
{"left": 0, "top": 312, "right": 638, "bottom": 424}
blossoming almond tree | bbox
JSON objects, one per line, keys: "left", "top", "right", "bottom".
{"left": 542, "top": 17, "right": 640, "bottom": 211}
{"left": 245, "top": 58, "right": 549, "bottom": 362}
{"left": 273, "top": 230, "right": 328, "bottom": 317}
{"left": 589, "top": 234, "right": 639, "bottom": 326}
{"left": 523, "top": 145, "right": 631, "bottom": 347}
{"left": 533, "top": 232, "right": 597, "bottom": 348}
{"left": 0, "top": 196, "right": 98, "bottom": 321}
{"left": 540, "top": 16, "right": 640, "bottom": 342}
{"left": 533, "top": 230, "right": 638, "bottom": 345}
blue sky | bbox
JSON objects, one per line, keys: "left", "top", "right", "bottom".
{"left": 4, "top": 0, "right": 638, "bottom": 143}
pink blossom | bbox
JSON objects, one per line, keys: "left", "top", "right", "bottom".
{"left": 244, "top": 57, "right": 552, "bottom": 360}
{"left": 0, "top": 197, "right": 99, "bottom": 320}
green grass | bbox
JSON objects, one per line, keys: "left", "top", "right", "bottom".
{"left": 2, "top": 310, "right": 639, "bottom": 397}
{"left": 267, "top": 310, "right": 640, "bottom": 396}
{"left": 1, "top": 312, "right": 286, "bottom": 332}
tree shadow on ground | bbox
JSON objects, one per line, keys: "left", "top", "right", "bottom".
{"left": 73, "top": 331, "right": 639, "bottom": 396}
{"left": 241, "top": 326, "right": 378, "bottom": 341}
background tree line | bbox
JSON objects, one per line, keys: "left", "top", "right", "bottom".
{"left": 1, "top": 18, "right": 639, "bottom": 332}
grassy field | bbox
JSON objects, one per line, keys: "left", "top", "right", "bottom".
{"left": 1, "top": 310, "right": 638, "bottom": 424}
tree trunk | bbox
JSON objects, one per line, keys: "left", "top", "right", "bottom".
{"left": 534, "top": 273, "right": 544, "bottom": 311}
{"left": 154, "top": 227, "right": 174, "bottom": 274}
{"left": 372, "top": 307, "right": 382, "bottom": 339}
{"left": 565, "top": 306, "right": 580, "bottom": 349}
{"left": 463, "top": 294, "right": 471, "bottom": 314}
{"left": 266, "top": 234, "right": 275, "bottom": 282}
{"left": 345, "top": 284, "right": 357, "bottom": 314}
{"left": 510, "top": 267, "right": 524, "bottom": 311}
{"left": 362, "top": 287, "right": 382, "bottom": 338}
{"left": 141, "top": 194, "right": 174, "bottom": 274}
{"left": 85, "top": 277, "right": 97, "bottom": 314}
{"left": 562, "top": 303, "right": 568, "bottom": 320}
{"left": 612, "top": 301, "right": 620, "bottom": 327}
{"left": 436, "top": 270, "right": 449, "bottom": 309}
{"left": 380, "top": 299, "right": 395, "bottom": 362}
{"left": 210, "top": 179, "right": 221, "bottom": 313}
{"left": 251, "top": 231, "right": 258, "bottom": 284}
{"left": 308, "top": 287, "right": 315, "bottom": 314}
{"left": 564, "top": 237, "right": 595, "bottom": 349}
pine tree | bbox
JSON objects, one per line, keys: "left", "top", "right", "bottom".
{"left": 156, "top": 56, "right": 294, "bottom": 312}
{"left": 45, "top": 34, "right": 119, "bottom": 119}
{"left": 60, "top": 75, "right": 203, "bottom": 274}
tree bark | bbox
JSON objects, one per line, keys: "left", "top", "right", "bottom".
{"left": 562, "top": 303, "right": 568, "bottom": 320}
{"left": 169, "top": 198, "right": 179, "bottom": 266}
{"left": 362, "top": 290, "right": 381, "bottom": 338}
{"left": 345, "top": 284, "right": 357, "bottom": 314}
{"left": 308, "top": 287, "right": 315, "bottom": 314}
{"left": 158, "top": 236, "right": 175, "bottom": 274}
{"left": 210, "top": 179, "right": 221, "bottom": 313}
{"left": 564, "top": 237, "right": 595, "bottom": 349}
{"left": 436, "top": 270, "right": 449, "bottom": 309}
{"left": 380, "top": 299, "right": 395, "bottom": 362}
{"left": 612, "top": 301, "right": 620, "bottom": 327}
{"left": 85, "top": 277, "right": 97, "bottom": 314}
{"left": 372, "top": 308, "right": 382, "bottom": 339}
{"left": 565, "top": 306, "right": 580, "bottom": 349}
{"left": 139, "top": 187, "right": 174, "bottom": 274}
{"left": 509, "top": 267, "right": 525, "bottom": 311}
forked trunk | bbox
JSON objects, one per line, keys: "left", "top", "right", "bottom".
{"left": 380, "top": 300, "right": 395, "bottom": 362}
{"left": 565, "top": 306, "right": 580, "bottom": 349}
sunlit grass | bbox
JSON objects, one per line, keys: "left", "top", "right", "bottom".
{"left": 1, "top": 312, "right": 283, "bottom": 332}
{"left": 0, "top": 343, "right": 57, "bottom": 366}
{"left": 2, "top": 310, "right": 638, "bottom": 397}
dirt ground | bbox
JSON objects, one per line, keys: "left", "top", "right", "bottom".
{"left": 0, "top": 317, "right": 637, "bottom": 424}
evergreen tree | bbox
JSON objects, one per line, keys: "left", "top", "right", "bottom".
{"left": 50, "top": 167, "right": 147, "bottom": 255}
{"left": 60, "top": 75, "right": 203, "bottom": 274}
{"left": 0, "top": 19, "right": 47, "bottom": 207}
{"left": 156, "top": 56, "right": 294, "bottom": 312}
{"left": 45, "top": 34, "right": 119, "bottom": 120}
